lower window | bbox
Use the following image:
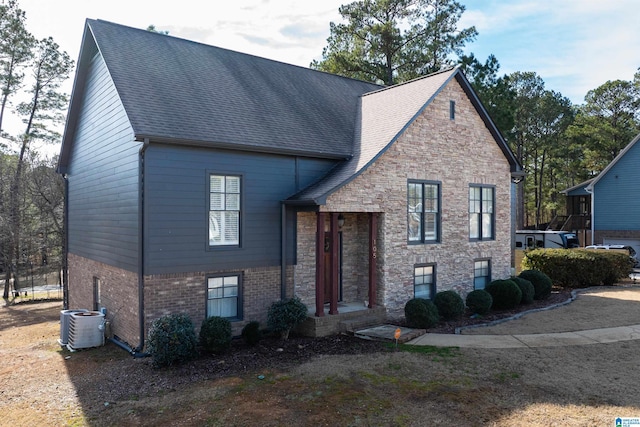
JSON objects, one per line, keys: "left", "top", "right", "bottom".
{"left": 414, "top": 264, "right": 436, "bottom": 300}
{"left": 207, "top": 274, "right": 241, "bottom": 319}
{"left": 474, "top": 260, "right": 491, "bottom": 290}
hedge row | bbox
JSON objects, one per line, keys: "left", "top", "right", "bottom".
{"left": 523, "top": 248, "right": 632, "bottom": 288}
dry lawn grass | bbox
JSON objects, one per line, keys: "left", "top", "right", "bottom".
{"left": 1, "top": 287, "right": 640, "bottom": 426}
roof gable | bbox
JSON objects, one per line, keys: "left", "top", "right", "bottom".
{"left": 59, "top": 19, "right": 382, "bottom": 169}
{"left": 587, "top": 132, "right": 640, "bottom": 191}
{"left": 288, "top": 68, "right": 520, "bottom": 205}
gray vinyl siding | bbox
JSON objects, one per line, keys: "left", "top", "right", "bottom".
{"left": 594, "top": 141, "right": 640, "bottom": 230}
{"left": 144, "top": 145, "right": 336, "bottom": 275}
{"left": 296, "top": 158, "right": 338, "bottom": 192}
{"left": 66, "top": 51, "right": 141, "bottom": 272}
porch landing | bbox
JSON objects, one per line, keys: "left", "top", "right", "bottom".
{"left": 295, "top": 303, "right": 387, "bottom": 337}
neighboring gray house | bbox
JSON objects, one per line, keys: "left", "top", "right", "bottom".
{"left": 560, "top": 133, "right": 640, "bottom": 255}
{"left": 58, "top": 19, "right": 521, "bottom": 352}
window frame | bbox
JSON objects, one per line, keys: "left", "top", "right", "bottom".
{"left": 414, "top": 263, "right": 436, "bottom": 300}
{"left": 408, "top": 180, "right": 441, "bottom": 244}
{"left": 208, "top": 173, "right": 242, "bottom": 248}
{"left": 473, "top": 259, "right": 491, "bottom": 290}
{"left": 469, "top": 184, "right": 495, "bottom": 241}
{"left": 205, "top": 273, "right": 242, "bottom": 320}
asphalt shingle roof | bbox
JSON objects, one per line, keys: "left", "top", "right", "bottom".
{"left": 63, "top": 19, "right": 382, "bottom": 159}
{"left": 287, "top": 68, "right": 459, "bottom": 204}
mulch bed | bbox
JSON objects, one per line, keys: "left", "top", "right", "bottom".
{"left": 425, "top": 288, "right": 574, "bottom": 334}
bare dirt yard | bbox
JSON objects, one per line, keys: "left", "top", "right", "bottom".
{"left": 1, "top": 285, "right": 640, "bottom": 426}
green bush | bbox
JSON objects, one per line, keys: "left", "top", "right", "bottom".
{"left": 199, "top": 316, "right": 232, "bottom": 354}
{"left": 485, "top": 279, "right": 522, "bottom": 310}
{"left": 465, "top": 289, "right": 493, "bottom": 315}
{"left": 433, "top": 290, "right": 465, "bottom": 320}
{"left": 518, "top": 269, "right": 553, "bottom": 299}
{"left": 511, "top": 277, "right": 534, "bottom": 304}
{"left": 147, "top": 313, "right": 198, "bottom": 368}
{"left": 522, "top": 248, "right": 632, "bottom": 288}
{"left": 404, "top": 298, "right": 439, "bottom": 329}
{"left": 241, "top": 321, "right": 262, "bottom": 346}
{"left": 267, "top": 297, "right": 308, "bottom": 340}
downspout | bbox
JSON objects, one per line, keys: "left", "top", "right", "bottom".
{"left": 109, "top": 138, "right": 150, "bottom": 358}
{"left": 62, "top": 174, "right": 69, "bottom": 310}
{"left": 135, "top": 138, "right": 150, "bottom": 353}
{"left": 586, "top": 185, "right": 594, "bottom": 245}
{"left": 280, "top": 203, "right": 287, "bottom": 300}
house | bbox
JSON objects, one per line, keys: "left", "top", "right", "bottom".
{"left": 559, "top": 132, "right": 640, "bottom": 255}
{"left": 58, "top": 19, "right": 521, "bottom": 351}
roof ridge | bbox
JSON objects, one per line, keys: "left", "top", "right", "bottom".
{"left": 362, "top": 66, "right": 458, "bottom": 97}
{"left": 88, "top": 19, "right": 385, "bottom": 89}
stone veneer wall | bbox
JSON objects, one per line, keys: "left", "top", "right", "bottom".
{"left": 67, "top": 253, "right": 140, "bottom": 347}
{"left": 69, "top": 252, "right": 293, "bottom": 346}
{"left": 318, "top": 80, "right": 513, "bottom": 317}
{"left": 295, "top": 212, "right": 370, "bottom": 307}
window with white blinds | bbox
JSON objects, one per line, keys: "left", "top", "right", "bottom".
{"left": 209, "top": 175, "right": 240, "bottom": 246}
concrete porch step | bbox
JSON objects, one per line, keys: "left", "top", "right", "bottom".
{"left": 355, "top": 325, "right": 426, "bottom": 344}
{"left": 339, "top": 314, "right": 387, "bottom": 333}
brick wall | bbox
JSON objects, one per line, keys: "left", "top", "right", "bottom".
{"left": 295, "top": 79, "right": 513, "bottom": 318}
{"left": 144, "top": 265, "right": 290, "bottom": 337}
{"left": 69, "top": 252, "right": 292, "bottom": 346}
{"left": 67, "top": 253, "right": 140, "bottom": 346}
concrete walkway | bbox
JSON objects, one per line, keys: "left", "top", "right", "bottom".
{"left": 407, "top": 324, "right": 640, "bottom": 348}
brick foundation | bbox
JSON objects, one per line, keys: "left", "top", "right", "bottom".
{"left": 69, "top": 253, "right": 293, "bottom": 347}
{"left": 67, "top": 253, "right": 140, "bottom": 347}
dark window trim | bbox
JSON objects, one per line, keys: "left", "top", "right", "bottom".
{"left": 469, "top": 184, "right": 495, "bottom": 242}
{"left": 473, "top": 258, "right": 491, "bottom": 290}
{"left": 449, "top": 100, "right": 455, "bottom": 120}
{"left": 414, "top": 263, "right": 436, "bottom": 300}
{"left": 206, "top": 171, "right": 244, "bottom": 251}
{"left": 205, "top": 272, "right": 243, "bottom": 321}
{"left": 408, "top": 180, "right": 442, "bottom": 245}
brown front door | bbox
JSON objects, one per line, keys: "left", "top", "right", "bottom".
{"left": 324, "top": 232, "right": 342, "bottom": 303}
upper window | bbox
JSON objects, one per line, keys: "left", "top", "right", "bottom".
{"left": 207, "top": 274, "right": 241, "bottom": 319}
{"left": 408, "top": 181, "right": 440, "bottom": 243}
{"left": 474, "top": 259, "right": 491, "bottom": 290}
{"left": 209, "top": 175, "right": 240, "bottom": 246}
{"left": 414, "top": 264, "right": 436, "bottom": 300}
{"left": 469, "top": 185, "right": 494, "bottom": 240}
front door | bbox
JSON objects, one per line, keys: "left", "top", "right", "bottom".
{"left": 324, "top": 232, "right": 342, "bottom": 303}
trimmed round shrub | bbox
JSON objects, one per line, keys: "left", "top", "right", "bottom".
{"left": 404, "top": 298, "right": 439, "bottom": 329}
{"left": 147, "top": 313, "right": 198, "bottom": 368}
{"left": 199, "top": 316, "right": 232, "bottom": 354}
{"left": 267, "top": 297, "right": 308, "bottom": 340}
{"left": 511, "top": 276, "right": 535, "bottom": 304}
{"left": 241, "top": 321, "right": 262, "bottom": 346}
{"left": 433, "top": 290, "right": 465, "bottom": 320}
{"left": 465, "top": 289, "right": 493, "bottom": 315}
{"left": 519, "top": 269, "right": 552, "bottom": 300}
{"left": 485, "top": 279, "right": 522, "bottom": 310}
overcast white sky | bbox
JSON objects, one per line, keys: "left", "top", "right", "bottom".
{"left": 6, "top": 0, "right": 640, "bottom": 153}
